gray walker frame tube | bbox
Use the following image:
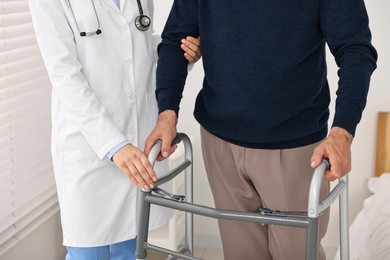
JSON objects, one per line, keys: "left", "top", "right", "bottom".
{"left": 136, "top": 133, "right": 350, "bottom": 260}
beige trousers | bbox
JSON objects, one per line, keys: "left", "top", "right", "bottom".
{"left": 200, "top": 127, "right": 330, "bottom": 260}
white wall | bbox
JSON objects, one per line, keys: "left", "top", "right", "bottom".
{"left": 153, "top": 0, "right": 390, "bottom": 253}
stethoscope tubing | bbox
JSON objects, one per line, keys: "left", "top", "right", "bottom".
{"left": 66, "top": 0, "right": 150, "bottom": 37}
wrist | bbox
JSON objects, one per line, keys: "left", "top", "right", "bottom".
{"left": 329, "top": 127, "right": 353, "bottom": 143}
{"left": 158, "top": 110, "right": 178, "bottom": 125}
{"left": 107, "top": 140, "right": 129, "bottom": 161}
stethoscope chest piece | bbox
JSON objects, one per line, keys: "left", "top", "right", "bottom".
{"left": 135, "top": 14, "right": 150, "bottom": 31}
{"left": 67, "top": 0, "right": 152, "bottom": 36}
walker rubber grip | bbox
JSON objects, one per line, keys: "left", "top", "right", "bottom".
{"left": 171, "top": 133, "right": 184, "bottom": 145}
{"left": 322, "top": 158, "right": 331, "bottom": 170}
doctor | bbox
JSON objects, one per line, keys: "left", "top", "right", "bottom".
{"left": 28, "top": 0, "right": 201, "bottom": 259}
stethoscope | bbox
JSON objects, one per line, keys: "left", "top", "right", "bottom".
{"left": 65, "top": 0, "right": 151, "bottom": 37}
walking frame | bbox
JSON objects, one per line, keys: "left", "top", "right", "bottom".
{"left": 136, "top": 133, "right": 350, "bottom": 260}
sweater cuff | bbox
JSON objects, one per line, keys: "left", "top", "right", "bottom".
{"left": 331, "top": 118, "right": 357, "bottom": 137}
{"left": 157, "top": 97, "right": 180, "bottom": 117}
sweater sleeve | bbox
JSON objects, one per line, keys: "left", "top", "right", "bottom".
{"left": 156, "top": 0, "right": 199, "bottom": 116}
{"left": 320, "top": 0, "right": 377, "bottom": 136}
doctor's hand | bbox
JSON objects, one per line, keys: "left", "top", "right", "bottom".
{"left": 181, "top": 36, "right": 201, "bottom": 64}
{"left": 310, "top": 127, "right": 353, "bottom": 181}
{"left": 112, "top": 144, "right": 157, "bottom": 190}
{"left": 145, "top": 110, "right": 178, "bottom": 162}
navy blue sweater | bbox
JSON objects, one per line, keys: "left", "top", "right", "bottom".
{"left": 156, "top": 0, "right": 377, "bottom": 149}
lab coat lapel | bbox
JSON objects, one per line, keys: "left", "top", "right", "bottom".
{"left": 101, "top": 0, "right": 122, "bottom": 14}
{"left": 120, "top": 0, "right": 126, "bottom": 12}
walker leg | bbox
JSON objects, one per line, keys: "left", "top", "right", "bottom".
{"left": 339, "top": 176, "right": 349, "bottom": 260}
{"left": 183, "top": 134, "right": 194, "bottom": 256}
{"left": 306, "top": 217, "right": 319, "bottom": 260}
{"left": 136, "top": 190, "right": 152, "bottom": 260}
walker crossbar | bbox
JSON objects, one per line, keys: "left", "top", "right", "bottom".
{"left": 145, "top": 194, "right": 310, "bottom": 227}
{"left": 135, "top": 133, "right": 350, "bottom": 260}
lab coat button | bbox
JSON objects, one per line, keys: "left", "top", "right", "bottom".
{"left": 128, "top": 128, "right": 135, "bottom": 136}
{"left": 128, "top": 92, "right": 136, "bottom": 100}
{"left": 125, "top": 57, "right": 132, "bottom": 64}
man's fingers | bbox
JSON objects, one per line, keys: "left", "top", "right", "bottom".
{"left": 324, "top": 166, "right": 342, "bottom": 181}
{"left": 145, "top": 134, "right": 160, "bottom": 156}
{"left": 170, "top": 144, "right": 178, "bottom": 154}
{"left": 148, "top": 110, "right": 178, "bottom": 161}
{"left": 311, "top": 145, "right": 325, "bottom": 168}
{"left": 161, "top": 133, "right": 174, "bottom": 159}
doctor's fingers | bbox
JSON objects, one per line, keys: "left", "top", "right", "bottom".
{"left": 182, "top": 45, "right": 201, "bottom": 64}
{"left": 181, "top": 39, "right": 201, "bottom": 64}
{"left": 121, "top": 167, "right": 149, "bottom": 190}
{"left": 121, "top": 167, "right": 142, "bottom": 188}
{"left": 113, "top": 145, "right": 157, "bottom": 188}
{"left": 183, "top": 36, "right": 201, "bottom": 52}
{"left": 126, "top": 160, "right": 156, "bottom": 190}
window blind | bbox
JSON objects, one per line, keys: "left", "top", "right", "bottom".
{"left": 0, "top": 0, "right": 59, "bottom": 256}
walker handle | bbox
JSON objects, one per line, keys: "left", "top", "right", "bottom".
{"left": 148, "top": 133, "right": 184, "bottom": 167}
{"left": 307, "top": 158, "right": 348, "bottom": 218}
{"left": 172, "top": 132, "right": 185, "bottom": 145}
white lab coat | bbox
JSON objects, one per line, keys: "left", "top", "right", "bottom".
{"left": 29, "top": 0, "right": 172, "bottom": 247}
